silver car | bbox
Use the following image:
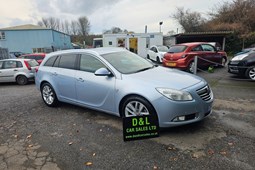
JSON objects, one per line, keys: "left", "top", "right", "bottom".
{"left": 0, "top": 59, "right": 38, "bottom": 85}
{"left": 35, "top": 48, "right": 213, "bottom": 127}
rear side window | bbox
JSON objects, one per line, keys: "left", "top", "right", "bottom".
{"left": 44, "top": 56, "right": 58, "bottom": 67}
{"left": 17, "top": 61, "right": 23, "bottom": 68}
{"left": 168, "top": 45, "right": 187, "bottom": 53}
{"left": 58, "top": 54, "right": 77, "bottom": 69}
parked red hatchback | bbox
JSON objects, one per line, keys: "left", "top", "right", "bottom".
{"left": 163, "top": 42, "right": 227, "bottom": 72}
{"left": 19, "top": 53, "right": 46, "bottom": 65}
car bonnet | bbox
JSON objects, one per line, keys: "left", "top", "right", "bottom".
{"left": 123, "top": 66, "right": 203, "bottom": 90}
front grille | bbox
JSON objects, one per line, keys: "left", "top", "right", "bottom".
{"left": 196, "top": 85, "right": 212, "bottom": 101}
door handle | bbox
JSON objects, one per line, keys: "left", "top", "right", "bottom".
{"left": 77, "top": 78, "right": 84, "bottom": 82}
{"left": 13, "top": 69, "right": 18, "bottom": 71}
{"left": 51, "top": 72, "right": 57, "bottom": 76}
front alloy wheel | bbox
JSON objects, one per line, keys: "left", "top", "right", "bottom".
{"left": 246, "top": 67, "right": 255, "bottom": 80}
{"left": 122, "top": 96, "right": 156, "bottom": 118}
{"left": 188, "top": 61, "right": 195, "bottom": 73}
{"left": 125, "top": 101, "right": 149, "bottom": 117}
{"left": 41, "top": 83, "right": 58, "bottom": 106}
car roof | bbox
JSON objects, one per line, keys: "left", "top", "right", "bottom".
{"left": 20, "top": 53, "right": 46, "bottom": 56}
{"left": 0, "top": 59, "right": 31, "bottom": 61}
{"left": 47, "top": 47, "right": 127, "bottom": 57}
{"left": 174, "top": 42, "right": 208, "bottom": 46}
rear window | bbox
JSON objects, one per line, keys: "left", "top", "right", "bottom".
{"left": 168, "top": 45, "right": 187, "bottom": 53}
{"left": 28, "top": 60, "right": 39, "bottom": 67}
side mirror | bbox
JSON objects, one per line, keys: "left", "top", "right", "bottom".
{"left": 216, "top": 47, "right": 221, "bottom": 51}
{"left": 94, "top": 68, "right": 112, "bottom": 76}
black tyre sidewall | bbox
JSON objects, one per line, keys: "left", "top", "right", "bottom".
{"left": 16, "top": 75, "right": 28, "bottom": 85}
{"left": 41, "top": 83, "right": 58, "bottom": 107}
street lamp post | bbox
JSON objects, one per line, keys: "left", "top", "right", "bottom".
{"left": 159, "top": 21, "right": 163, "bottom": 33}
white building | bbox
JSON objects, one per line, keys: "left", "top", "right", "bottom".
{"left": 102, "top": 33, "right": 163, "bottom": 58}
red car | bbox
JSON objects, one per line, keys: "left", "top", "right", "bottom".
{"left": 163, "top": 42, "right": 227, "bottom": 72}
{"left": 19, "top": 53, "right": 46, "bottom": 65}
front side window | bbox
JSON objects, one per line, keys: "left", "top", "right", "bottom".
{"left": 201, "top": 44, "right": 215, "bottom": 52}
{"left": 80, "top": 54, "right": 105, "bottom": 73}
{"left": 58, "top": 54, "right": 76, "bottom": 69}
{"left": 191, "top": 45, "right": 203, "bottom": 52}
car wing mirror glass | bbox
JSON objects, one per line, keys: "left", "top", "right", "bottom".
{"left": 94, "top": 67, "right": 112, "bottom": 76}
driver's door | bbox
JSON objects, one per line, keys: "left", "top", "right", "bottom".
{"left": 75, "top": 54, "right": 116, "bottom": 113}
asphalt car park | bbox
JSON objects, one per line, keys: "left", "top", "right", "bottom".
{"left": 0, "top": 66, "right": 255, "bottom": 170}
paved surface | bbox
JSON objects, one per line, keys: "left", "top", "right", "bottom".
{"left": 0, "top": 67, "right": 255, "bottom": 170}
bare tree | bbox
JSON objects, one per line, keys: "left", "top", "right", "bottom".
{"left": 171, "top": 7, "right": 206, "bottom": 32}
{"left": 77, "top": 16, "right": 90, "bottom": 36}
{"left": 71, "top": 21, "right": 79, "bottom": 35}
{"left": 37, "top": 17, "right": 61, "bottom": 31}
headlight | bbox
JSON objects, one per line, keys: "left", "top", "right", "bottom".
{"left": 156, "top": 88, "right": 193, "bottom": 101}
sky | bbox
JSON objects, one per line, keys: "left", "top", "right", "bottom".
{"left": 0, "top": 0, "right": 232, "bottom": 35}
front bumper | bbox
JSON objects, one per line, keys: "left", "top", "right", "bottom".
{"left": 153, "top": 82, "right": 213, "bottom": 128}
{"left": 228, "top": 60, "right": 247, "bottom": 76}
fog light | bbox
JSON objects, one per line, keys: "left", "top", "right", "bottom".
{"left": 173, "top": 116, "right": 185, "bottom": 122}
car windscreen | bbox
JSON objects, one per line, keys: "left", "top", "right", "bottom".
{"left": 28, "top": 60, "right": 39, "bottom": 67}
{"left": 158, "top": 46, "right": 169, "bottom": 52}
{"left": 101, "top": 51, "right": 154, "bottom": 74}
{"left": 168, "top": 45, "right": 187, "bottom": 53}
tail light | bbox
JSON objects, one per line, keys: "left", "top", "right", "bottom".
{"left": 24, "top": 61, "right": 31, "bottom": 70}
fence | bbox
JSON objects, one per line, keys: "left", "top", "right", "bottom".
{"left": 0, "top": 48, "right": 9, "bottom": 60}
{"left": 193, "top": 56, "right": 254, "bottom": 81}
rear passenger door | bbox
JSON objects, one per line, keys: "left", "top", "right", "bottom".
{"left": 53, "top": 54, "right": 78, "bottom": 102}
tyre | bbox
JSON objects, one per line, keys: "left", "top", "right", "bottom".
{"left": 16, "top": 75, "right": 28, "bottom": 85}
{"left": 220, "top": 57, "right": 227, "bottom": 67}
{"left": 156, "top": 57, "right": 161, "bottom": 64}
{"left": 41, "top": 83, "right": 59, "bottom": 107}
{"left": 187, "top": 61, "right": 195, "bottom": 73}
{"left": 245, "top": 66, "right": 255, "bottom": 80}
{"left": 121, "top": 96, "right": 156, "bottom": 118}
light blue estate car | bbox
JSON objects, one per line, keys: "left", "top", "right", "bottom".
{"left": 35, "top": 47, "right": 213, "bottom": 127}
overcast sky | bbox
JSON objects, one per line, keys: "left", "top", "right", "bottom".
{"left": 0, "top": 0, "right": 232, "bottom": 35}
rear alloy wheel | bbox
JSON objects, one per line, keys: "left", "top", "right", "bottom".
{"left": 187, "top": 61, "right": 195, "bottom": 73}
{"left": 16, "top": 75, "right": 28, "bottom": 85}
{"left": 220, "top": 57, "right": 227, "bottom": 67}
{"left": 121, "top": 96, "right": 156, "bottom": 118}
{"left": 245, "top": 66, "right": 255, "bottom": 81}
{"left": 41, "top": 83, "right": 58, "bottom": 107}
